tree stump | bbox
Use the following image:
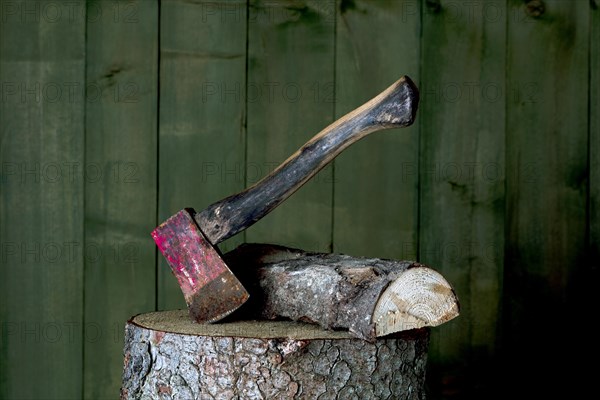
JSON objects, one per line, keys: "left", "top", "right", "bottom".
{"left": 121, "top": 310, "right": 429, "bottom": 399}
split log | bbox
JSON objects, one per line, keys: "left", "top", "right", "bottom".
{"left": 121, "top": 311, "right": 429, "bottom": 399}
{"left": 224, "top": 244, "right": 459, "bottom": 341}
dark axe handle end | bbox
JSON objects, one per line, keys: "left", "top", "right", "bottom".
{"left": 196, "top": 76, "right": 419, "bottom": 244}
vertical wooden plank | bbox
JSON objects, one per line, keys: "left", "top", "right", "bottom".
{"left": 505, "top": 0, "right": 589, "bottom": 394}
{"left": 420, "top": 0, "right": 506, "bottom": 395}
{"left": 83, "top": 1, "right": 158, "bottom": 398}
{"left": 0, "top": 1, "right": 86, "bottom": 398}
{"left": 333, "top": 0, "right": 420, "bottom": 260}
{"left": 591, "top": 1, "right": 599, "bottom": 304}
{"left": 158, "top": 0, "right": 247, "bottom": 309}
{"left": 585, "top": 1, "right": 600, "bottom": 389}
{"left": 246, "top": 0, "right": 335, "bottom": 251}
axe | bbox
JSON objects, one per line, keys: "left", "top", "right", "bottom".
{"left": 152, "top": 76, "right": 419, "bottom": 323}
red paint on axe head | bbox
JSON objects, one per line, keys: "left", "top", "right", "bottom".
{"left": 152, "top": 208, "right": 249, "bottom": 323}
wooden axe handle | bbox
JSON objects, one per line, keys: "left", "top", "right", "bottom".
{"left": 196, "top": 76, "right": 419, "bottom": 244}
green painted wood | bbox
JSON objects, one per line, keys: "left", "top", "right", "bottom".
{"left": 591, "top": 2, "right": 599, "bottom": 293}
{"left": 0, "top": 1, "right": 596, "bottom": 397}
{"left": 0, "top": 1, "right": 86, "bottom": 398}
{"left": 246, "top": 0, "right": 335, "bottom": 252}
{"left": 83, "top": 1, "right": 158, "bottom": 398}
{"left": 505, "top": 0, "right": 589, "bottom": 393}
{"left": 333, "top": 0, "right": 420, "bottom": 260}
{"left": 419, "top": 0, "right": 506, "bottom": 395}
{"left": 580, "top": 1, "right": 600, "bottom": 390}
{"left": 158, "top": 0, "right": 247, "bottom": 309}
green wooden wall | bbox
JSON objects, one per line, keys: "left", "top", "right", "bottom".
{"left": 0, "top": 0, "right": 597, "bottom": 398}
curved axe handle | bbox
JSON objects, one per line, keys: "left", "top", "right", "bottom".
{"left": 196, "top": 76, "right": 419, "bottom": 244}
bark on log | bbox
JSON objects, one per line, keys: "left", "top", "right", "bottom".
{"left": 224, "top": 244, "right": 459, "bottom": 341}
{"left": 121, "top": 310, "right": 429, "bottom": 399}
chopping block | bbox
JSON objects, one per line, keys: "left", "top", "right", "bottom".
{"left": 121, "top": 245, "right": 459, "bottom": 399}
{"left": 121, "top": 311, "right": 429, "bottom": 399}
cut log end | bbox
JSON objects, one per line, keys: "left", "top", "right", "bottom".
{"left": 132, "top": 310, "right": 358, "bottom": 340}
{"left": 373, "top": 266, "right": 460, "bottom": 337}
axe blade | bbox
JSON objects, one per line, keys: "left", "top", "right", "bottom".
{"left": 151, "top": 208, "right": 249, "bottom": 323}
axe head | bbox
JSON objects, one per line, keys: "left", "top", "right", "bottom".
{"left": 151, "top": 208, "right": 249, "bottom": 323}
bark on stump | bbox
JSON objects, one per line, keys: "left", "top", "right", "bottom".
{"left": 121, "top": 310, "right": 429, "bottom": 399}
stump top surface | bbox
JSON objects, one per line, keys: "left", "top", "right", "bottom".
{"left": 131, "top": 310, "right": 356, "bottom": 339}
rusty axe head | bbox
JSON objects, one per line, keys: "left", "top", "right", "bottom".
{"left": 152, "top": 209, "right": 248, "bottom": 322}
{"left": 153, "top": 76, "right": 420, "bottom": 324}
